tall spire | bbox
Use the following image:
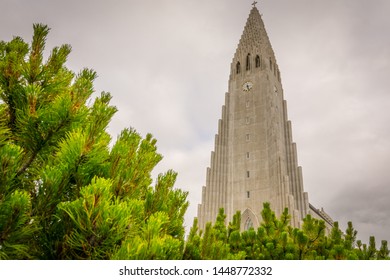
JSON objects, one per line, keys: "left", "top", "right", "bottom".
{"left": 232, "top": 5, "right": 276, "bottom": 72}
{"left": 197, "top": 3, "right": 335, "bottom": 233}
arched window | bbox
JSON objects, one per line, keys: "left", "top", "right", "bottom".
{"left": 236, "top": 61, "right": 241, "bottom": 74}
{"left": 255, "top": 55, "right": 260, "bottom": 68}
{"left": 244, "top": 218, "right": 253, "bottom": 231}
{"left": 246, "top": 53, "right": 251, "bottom": 70}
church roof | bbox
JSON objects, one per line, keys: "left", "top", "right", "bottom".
{"left": 233, "top": 6, "right": 276, "bottom": 63}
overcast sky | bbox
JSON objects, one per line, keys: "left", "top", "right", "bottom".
{"left": 2, "top": 0, "right": 390, "bottom": 244}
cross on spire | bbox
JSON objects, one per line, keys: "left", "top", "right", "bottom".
{"left": 252, "top": 1, "right": 258, "bottom": 7}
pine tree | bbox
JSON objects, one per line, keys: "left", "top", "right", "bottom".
{"left": 0, "top": 24, "right": 188, "bottom": 259}
{"left": 227, "top": 211, "right": 242, "bottom": 255}
{"left": 377, "top": 240, "right": 389, "bottom": 260}
{"left": 183, "top": 218, "right": 201, "bottom": 260}
{"left": 300, "top": 215, "right": 326, "bottom": 259}
{"left": 367, "top": 236, "right": 377, "bottom": 260}
{"left": 199, "top": 208, "right": 231, "bottom": 260}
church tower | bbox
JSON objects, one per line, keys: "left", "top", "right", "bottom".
{"left": 197, "top": 4, "right": 315, "bottom": 230}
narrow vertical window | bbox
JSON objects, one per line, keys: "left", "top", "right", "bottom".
{"left": 255, "top": 55, "right": 260, "bottom": 68}
{"left": 246, "top": 152, "right": 250, "bottom": 159}
{"left": 247, "top": 171, "right": 250, "bottom": 178}
{"left": 236, "top": 61, "right": 241, "bottom": 74}
{"left": 246, "top": 191, "right": 250, "bottom": 198}
{"left": 246, "top": 134, "right": 250, "bottom": 141}
{"left": 246, "top": 53, "right": 251, "bottom": 70}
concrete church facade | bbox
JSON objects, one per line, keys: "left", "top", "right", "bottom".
{"left": 197, "top": 4, "right": 333, "bottom": 231}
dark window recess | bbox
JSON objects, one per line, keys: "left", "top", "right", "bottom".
{"left": 246, "top": 53, "right": 251, "bottom": 70}
{"left": 255, "top": 55, "right": 260, "bottom": 68}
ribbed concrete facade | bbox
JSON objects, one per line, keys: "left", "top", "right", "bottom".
{"left": 197, "top": 6, "right": 330, "bottom": 230}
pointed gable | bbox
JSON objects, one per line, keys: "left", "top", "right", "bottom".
{"left": 231, "top": 7, "right": 278, "bottom": 76}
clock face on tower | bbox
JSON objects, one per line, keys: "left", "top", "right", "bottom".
{"left": 242, "top": 81, "right": 253, "bottom": 92}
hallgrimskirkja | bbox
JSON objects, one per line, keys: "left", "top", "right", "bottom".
{"left": 197, "top": 3, "right": 333, "bottom": 231}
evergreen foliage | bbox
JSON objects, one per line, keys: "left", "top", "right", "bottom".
{"left": 0, "top": 24, "right": 188, "bottom": 259}
{"left": 185, "top": 203, "right": 390, "bottom": 260}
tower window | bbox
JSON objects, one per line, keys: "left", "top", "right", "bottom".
{"left": 246, "top": 134, "right": 250, "bottom": 141}
{"left": 269, "top": 58, "right": 273, "bottom": 70}
{"left": 247, "top": 171, "right": 250, "bottom": 178}
{"left": 246, "top": 152, "right": 250, "bottom": 159}
{"left": 246, "top": 53, "right": 251, "bottom": 70}
{"left": 246, "top": 191, "right": 250, "bottom": 198}
{"left": 246, "top": 117, "right": 250, "bottom": 124}
{"left": 255, "top": 55, "right": 260, "bottom": 68}
{"left": 236, "top": 61, "right": 241, "bottom": 74}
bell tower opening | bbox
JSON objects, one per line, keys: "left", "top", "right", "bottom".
{"left": 236, "top": 61, "right": 241, "bottom": 74}
{"left": 255, "top": 55, "right": 260, "bottom": 68}
{"left": 246, "top": 53, "right": 251, "bottom": 70}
